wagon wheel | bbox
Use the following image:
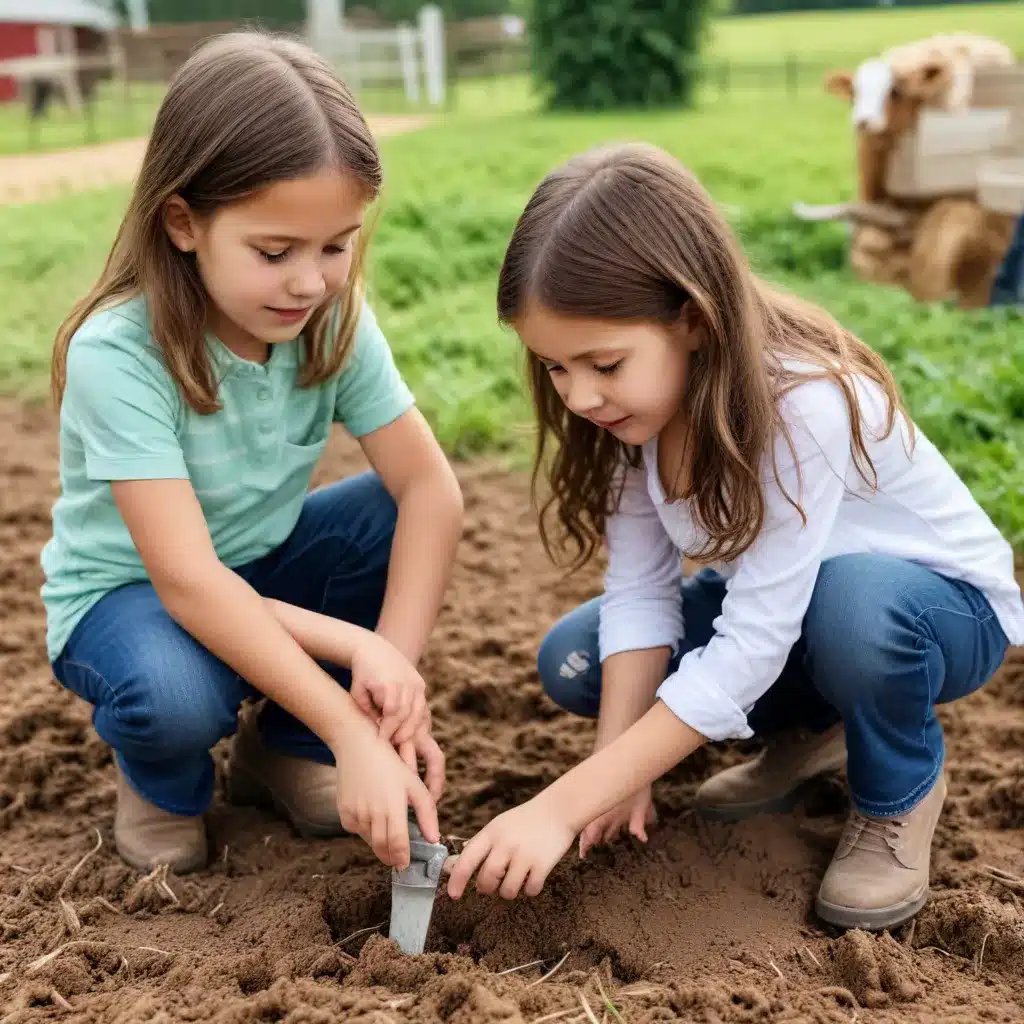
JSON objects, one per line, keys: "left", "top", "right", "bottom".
{"left": 906, "top": 199, "right": 980, "bottom": 305}
{"left": 955, "top": 211, "right": 1018, "bottom": 309}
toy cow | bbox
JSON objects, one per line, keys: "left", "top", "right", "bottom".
{"left": 802, "top": 33, "right": 1022, "bottom": 309}
{"left": 825, "top": 33, "right": 1014, "bottom": 203}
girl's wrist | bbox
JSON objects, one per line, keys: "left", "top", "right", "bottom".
{"left": 543, "top": 702, "right": 707, "bottom": 834}
{"left": 323, "top": 688, "right": 375, "bottom": 758}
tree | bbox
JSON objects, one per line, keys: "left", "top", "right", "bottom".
{"left": 530, "top": 0, "right": 715, "bottom": 111}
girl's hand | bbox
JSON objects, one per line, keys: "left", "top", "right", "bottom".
{"left": 350, "top": 634, "right": 429, "bottom": 746}
{"left": 578, "top": 785, "right": 657, "bottom": 859}
{"left": 446, "top": 797, "right": 576, "bottom": 901}
{"left": 333, "top": 714, "right": 440, "bottom": 869}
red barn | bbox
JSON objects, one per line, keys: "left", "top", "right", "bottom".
{"left": 0, "top": 0, "right": 117, "bottom": 104}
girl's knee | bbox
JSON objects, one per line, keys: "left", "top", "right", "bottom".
{"left": 353, "top": 472, "right": 399, "bottom": 528}
{"left": 804, "top": 555, "right": 926, "bottom": 704}
{"left": 106, "top": 642, "right": 241, "bottom": 757}
{"left": 310, "top": 472, "right": 398, "bottom": 564}
{"left": 537, "top": 609, "right": 601, "bottom": 717}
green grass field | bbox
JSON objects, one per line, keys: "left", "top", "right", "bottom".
{"left": 1, "top": 4, "right": 1022, "bottom": 547}
{"left": 711, "top": 1, "right": 1023, "bottom": 62}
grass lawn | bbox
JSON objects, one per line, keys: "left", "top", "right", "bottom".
{"left": 711, "top": 1, "right": 1024, "bottom": 63}
{"left": 2, "top": 74, "right": 1022, "bottom": 544}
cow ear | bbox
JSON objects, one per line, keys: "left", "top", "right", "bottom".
{"left": 904, "top": 60, "right": 950, "bottom": 101}
{"left": 825, "top": 70, "right": 854, "bottom": 100}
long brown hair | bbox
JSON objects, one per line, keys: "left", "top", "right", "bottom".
{"left": 497, "top": 142, "right": 907, "bottom": 571}
{"left": 51, "top": 30, "right": 383, "bottom": 413}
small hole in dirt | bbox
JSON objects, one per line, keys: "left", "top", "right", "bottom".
{"left": 235, "top": 953, "right": 273, "bottom": 996}
{"left": 951, "top": 839, "right": 978, "bottom": 862}
{"left": 254, "top": 1008, "right": 286, "bottom": 1023}
{"left": 321, "top": 879, "right": 390, "bottom": 949}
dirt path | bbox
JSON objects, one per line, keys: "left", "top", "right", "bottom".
{"left": 0, "top": 397, "right": 1022, "bottom": 1022}
{"left": 0, "top": 114, "right": 429, "bottom": 207}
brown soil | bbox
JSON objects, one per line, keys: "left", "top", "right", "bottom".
{"left": 0, "top": 115, "right": 429, "bottom": 207}
{"left": 0, "top": 397, "right": 1022, "bottom": 1023}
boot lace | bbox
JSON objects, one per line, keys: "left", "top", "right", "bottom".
{"left": 841, "top": 808, "right": 906, "bottom": 854}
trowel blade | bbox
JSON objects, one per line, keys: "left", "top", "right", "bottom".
{"left": 389, "top": 879, "right": 439, "bottom": 955}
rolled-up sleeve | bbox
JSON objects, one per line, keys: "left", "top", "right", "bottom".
{"left": 598, "top": 456, "right": 684, "bottom": 661}
{"left": 656, "top": 380, "right": 853, "bottom": 741}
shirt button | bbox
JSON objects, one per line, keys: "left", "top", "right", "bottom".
{"left": 260, "top": 421, "right": 274, "bottom": 434}
{"left": 258, "top": 387, "right": 271, "bottom": 401}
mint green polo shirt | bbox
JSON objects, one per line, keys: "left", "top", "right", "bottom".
{"left": 40, "top": 293, "right": 415, "bottom": 663}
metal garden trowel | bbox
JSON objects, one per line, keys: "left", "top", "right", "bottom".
{"left": 388, "top": 816, "right": 456, "bottom": 955}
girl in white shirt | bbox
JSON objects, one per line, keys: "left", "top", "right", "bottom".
{"left": 446, "top": 141, "right": 1023, "bottom": 932}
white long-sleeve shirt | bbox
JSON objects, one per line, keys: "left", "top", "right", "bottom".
{"left": 598, "top": 367, "right": 1024, "bottom": 742}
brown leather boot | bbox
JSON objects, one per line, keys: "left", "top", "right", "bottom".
{"left": 227, "top": 707, "right": 343, "bottom": 838}
{"left": 113, "top": 762, "right": 208, "bottom": 874}
{"left": 693, "top": 722, "right": 847, "bottom": 821}
{"left": 816, "top": 771, "right": 946, "bottom": 931}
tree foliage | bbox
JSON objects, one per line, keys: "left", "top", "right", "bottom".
{"left": 531, "top": 0, "right": 715, "bottom": 111}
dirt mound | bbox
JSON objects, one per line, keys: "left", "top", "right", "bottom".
{"left": 0, "top": 398, "right": 1022, "bottom": 1022}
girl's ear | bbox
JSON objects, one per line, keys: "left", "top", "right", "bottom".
{"left": 163, "top": 195, "right": 199, "bottom": 253}
{"left": 678, "top": 299, "right": 705, "bottom": 350}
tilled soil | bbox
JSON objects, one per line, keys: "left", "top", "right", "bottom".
{"left": 0, "top": 397, "right": 1022, "bottom": 1023}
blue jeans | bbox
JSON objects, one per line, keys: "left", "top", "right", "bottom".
{"left": 538, "top": 555, "right": 1009, "bottom": 817}
{"left": 990, "top": 215, "right": 1024, "bottom": 307}
{"left": 52, "top": 472, "right": 396, "bottom": 818}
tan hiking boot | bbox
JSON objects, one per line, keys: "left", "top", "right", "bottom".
{"left": 113, "top": 762, "right": 208, "bottom": 874}
{"left": 815, "top": 771, "right": 946, "bottom": 931}
{"left": 227, "top": 707, "right": 343, "bottom": 838}
{"left": 693, "top": 722, "right": 847, "bottom": 821}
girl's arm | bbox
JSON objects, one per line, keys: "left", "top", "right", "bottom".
{"left": 355, "top": 407, "right": 463, "bottom": 736}
{"left": 593, "top": 457, "right": 683, "bottom": 744}
{"left": 111, "top": 476, "right": 440, "bottom": 867}
{"left": 592, "top": 647, "right": 673, "bottom": 751}
{"left": 578, "top": 457, "right": 683, "bottom": 852}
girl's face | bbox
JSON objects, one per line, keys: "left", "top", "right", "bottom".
{"left": 164, "top": 168, "right": 367, "bottom": 360}
{"left": 516, "top": 301, "right": 701, "bottom": 447}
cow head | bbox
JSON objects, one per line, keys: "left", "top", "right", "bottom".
{"left": 826, "top": 57, "right": 952, "bottom": 135}
{"left": 826, "top": 56, "right": 953, "bottom": 201}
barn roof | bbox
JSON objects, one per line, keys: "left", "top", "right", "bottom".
{"left": 0, "top": 0, "right": 118, "bottom": 29}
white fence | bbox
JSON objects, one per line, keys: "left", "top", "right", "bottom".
{"left": 306, "top": 1, "right": 445, "bottom": 107}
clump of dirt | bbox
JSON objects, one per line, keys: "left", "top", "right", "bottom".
{"left": 0, "top": 398, "right": 1022, "bottom": 1022}
{"left": 827, "top": 929, "right": 922, "bottom": 1008}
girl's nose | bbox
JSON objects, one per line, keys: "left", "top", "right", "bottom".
{"left": 288, "top": 262, "right": 327, "bottom": 300}
{"left": 565, "top": 379, "right": 604, "bottom": 417}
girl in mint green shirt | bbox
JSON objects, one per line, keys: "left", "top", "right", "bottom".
{"left": 41, "top": 30, "right": 462, "bottom": 876}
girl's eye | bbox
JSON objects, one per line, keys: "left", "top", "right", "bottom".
{"left": 258, "top": 248, "right": 288, "bottom": 263}
{"left": 596, "top": 360, "right": 622, "bottom": 376}
{"left": 325, "top": 244, "right": 349, "bottom": 256}
{"left": 544, "top": 363, "right": 565, "bottom": 374}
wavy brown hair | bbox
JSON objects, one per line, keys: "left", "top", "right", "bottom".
{"left": 497, "top": 142, "right": 907, "bottom": 571}
{"left": 51, "top": 30, "right": 383, "bottom": 413}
